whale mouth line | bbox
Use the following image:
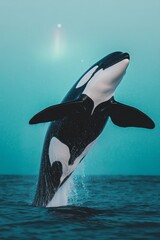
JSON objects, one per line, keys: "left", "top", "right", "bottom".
{"left": 98, "top": 52, "right": 130, "bottom": 71}
{"left": 120, "top": 52, "right": 130, "bottom": 61}
{"left": 120, "top": 52, "right": 130, "bottom": 63}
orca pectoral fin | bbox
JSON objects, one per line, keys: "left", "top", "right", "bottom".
{"left": 29, "top": 100, "right": 84, "bottom": 124}
{"left": 109, "top": 100, "right": 155, "bottom": 129}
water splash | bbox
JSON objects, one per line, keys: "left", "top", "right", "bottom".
{"left": 47, "top": 163, "right": 89, "bottom": 207}
{"left": 70, "top": 163, "right": 89, "bottom": 206}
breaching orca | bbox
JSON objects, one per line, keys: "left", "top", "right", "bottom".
{"left": 29, "top": 51, "right": 155, "bottom": 207}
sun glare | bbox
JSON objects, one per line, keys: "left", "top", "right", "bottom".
{"left": 53, "top": 23, "right": 65, "bottom": 58}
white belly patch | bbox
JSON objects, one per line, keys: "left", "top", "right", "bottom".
{"left": 48, "top": 137, "right": 97, "bottom": 183}
{"left": 49, "top": 137, "right": 70, "bottom": 166}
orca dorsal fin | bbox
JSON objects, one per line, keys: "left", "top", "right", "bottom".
{"left": 29, "top": 100, "right": 84, "bottom": 124}
{"left": 108, "top": 99, "right": 155, "bottom": 129}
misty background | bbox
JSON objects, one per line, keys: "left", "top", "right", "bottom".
{"left": 0, "top": 0, "right": 160, "bottom": 175}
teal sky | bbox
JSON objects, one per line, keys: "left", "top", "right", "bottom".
{"left": 0, "top": 0, "right": 160, "bottom": 175}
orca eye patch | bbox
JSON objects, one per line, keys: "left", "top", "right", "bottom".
{"left": 76, "top": 65, "right": 98, "bottom": 88}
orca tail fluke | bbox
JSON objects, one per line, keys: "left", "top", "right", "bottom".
{"left": 108, "top": 98, "right": 155, "bottom": 129}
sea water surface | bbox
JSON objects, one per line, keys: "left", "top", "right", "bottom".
{"left": 0, "top": 175, "right": 160, "bottom": 239}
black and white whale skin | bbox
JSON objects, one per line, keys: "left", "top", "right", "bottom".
{"left": 29, "top": 52, "right": 155, "bottom": 207}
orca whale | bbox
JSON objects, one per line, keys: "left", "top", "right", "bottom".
{"left": 29, "top": 51, "right": 155, "bottom": 207}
